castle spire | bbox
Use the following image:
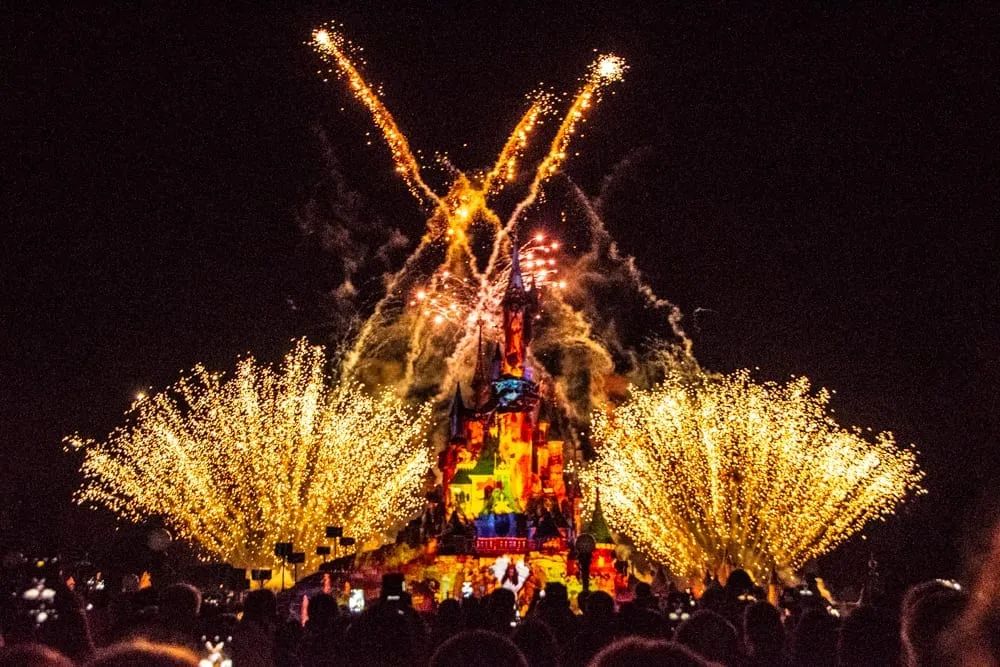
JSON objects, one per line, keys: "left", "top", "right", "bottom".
{"left": 505, "top": 230, "right": 525, "bottom": 298}
{"left": 471, "top": 322, "right": 490, "bottom": 410}
{"left": 448, "top": 383, "right": 465, "bottom": 440}
{"left": 584, "top": 490, "right": 615, "bottom": 545}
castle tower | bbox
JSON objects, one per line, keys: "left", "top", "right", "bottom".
{"left": 501, "top": 232, "right": 529, "bottom": 377}
{"left": 491, "top": 234, "right": 540, "bottom": 511}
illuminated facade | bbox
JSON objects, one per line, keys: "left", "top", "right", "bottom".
{"left": 353, "top": 238, "right": 621, "bottom": 609}
{"left": 440, "top": 235, "right": 568, "bottom": 528}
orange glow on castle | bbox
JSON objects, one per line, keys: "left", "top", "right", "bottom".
{"left": 347, "top": 236, "right": 622, "bottom": 609}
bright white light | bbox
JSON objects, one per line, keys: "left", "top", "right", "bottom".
{"left": 597, "top": 56, "right": 624, "bottom": 79}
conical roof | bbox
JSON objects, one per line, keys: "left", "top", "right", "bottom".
{"left": 471, "top": 325, "right": 490, "bottom": 409}
{"left": 448, "top": 384, "right": 465, "bottom": 439}
{"left": 584, "top": 492, "right": 615, "bottom": 545}
{"left": 504, "top": 231, "right": 525, "bottom": 299}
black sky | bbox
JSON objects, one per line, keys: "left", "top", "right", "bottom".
{"left": 2, "top": 3, "right": 998, "bottom": 584}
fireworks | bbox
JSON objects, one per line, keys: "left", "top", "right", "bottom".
{"left": 535, "top": 54, "right": 627, "bottom": 182}
{"left": 484, "top": 93, "right": 552, "bottom": 194}
{"left": 408, "top": 232, "right": 564, "bottom": 333}
{"left": 66, "top": 340, "right": 432, "bottom": 571}
{"left": 584, "top": 370, "right": 924, "bottom": 583}
{"left": 312, "top": 27, "right": 438, "bottom": 204}
{"left": 313, "top": 21, "right": 641, "bottom": 410}
{"left": 312, "top": 23, "right": 625, "bottom": 243}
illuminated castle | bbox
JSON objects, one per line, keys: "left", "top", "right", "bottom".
{"left": 437, "top": 234, "right": 572, "bottom": 544}
{"left": 351, "top": 237, "right": 622, "bottom": 609}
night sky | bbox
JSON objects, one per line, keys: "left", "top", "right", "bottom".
{"left": 3, "top": 4, "right": 997, "bottom": 586}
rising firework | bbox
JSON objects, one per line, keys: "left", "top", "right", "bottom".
{"left": 66, "top": 340, "right": 432, "bottom": 571}
{"left": 583, "top": 370, "right": 924, "bottom": 583}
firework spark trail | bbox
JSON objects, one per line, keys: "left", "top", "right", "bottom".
{"left": 313, "top": 27, "right": 439, "bottom": 206}
{"left": 583, "top": 371, "right": 924, "bottom": 583}
{"left": 310, "top": 27, "right": 485, "bottom": 382}
{"left": 531, "top": 55, "right": 626, "bottom": 192}
{"left": 488, "top": 54, "right": 627, "bottom": 276}
{"left": 483, "top": 93, "right": 552, "bottom": 194}
{"left": 67, "top": 340, "right": 432, "bottom": 571}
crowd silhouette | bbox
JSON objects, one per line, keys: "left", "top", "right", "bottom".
{"left": 4, "top": 524, "right": 1000, "bottom": 666}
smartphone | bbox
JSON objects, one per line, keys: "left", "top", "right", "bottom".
{"left": 461, "top": 581, "right": 473, "bottom": 599}
{"left": 349, "top": 589, "right": 365, "bottom": 614}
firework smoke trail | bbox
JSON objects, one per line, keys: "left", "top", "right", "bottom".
{"left": 571, "top": 177, "right": 692, "bottom": 354}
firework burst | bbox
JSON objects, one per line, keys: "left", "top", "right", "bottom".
{"left": 583, "top": 370, "right": 924, "bottom": 583}
{"left": 66, "top": 340, "right": 432, "bottom": 570}
{"left": 407, "top": 232, "right": 564, "bottom": 335}
{"left": 311, "top": 23, "right": 656, "bottom": 420}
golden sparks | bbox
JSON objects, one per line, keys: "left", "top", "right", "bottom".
{"left": 584, "top": 370, "right": 924, "bottom": 583}
{"left": 311, "top": 23, "right": 624, "bottom": 246}
{"left": 407, "top": 232, "right": 563, "bottom": 335}
{"left": 311, "top": 27, "right": 439, "bottom": 204}
{"left": 66, "top": 340, "right": 432, "bottom": 571}
{"left": 484, "top": 93, "right": 552, "bottom": 194}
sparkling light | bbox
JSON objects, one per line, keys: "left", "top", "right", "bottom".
{"left": 596, "top": 55, "right": 626, "bottom": 81}
{"left": 484, "top": 93, "right": 552, "bottom": 193}
{"left": 500, "top": 52, "right": 628, "bottom": 247}
{"left": 311, "top": 25, "right": 439, "bottom": 204}
{"left": 584, "top": 370, "right": 924, "bottom": 583}
{"left": 407, "top": 232, "right": 564, "bottom": 336}
{"left": 531, "top": 53, "right": 627, "bottom": 186}
{"left": 66, "top": 340, "right": 432, "bottom": 570}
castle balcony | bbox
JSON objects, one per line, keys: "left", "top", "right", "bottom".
{"left": 475, "top": 537, "right": 527, "bottom": 555}
{"left": 474, "top": 536, "right": 568, "bottom": 556}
